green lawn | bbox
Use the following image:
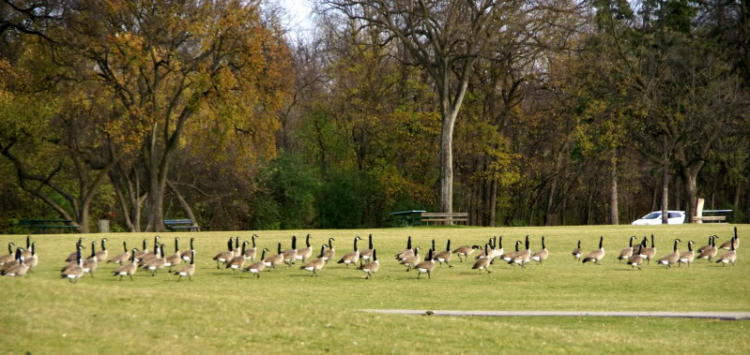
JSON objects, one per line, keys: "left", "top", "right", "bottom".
{"left": 1, "top": 224, "right": 748, "bottom": 354}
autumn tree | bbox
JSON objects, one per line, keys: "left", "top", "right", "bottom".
{"left": 58, "top": 0, "right": 291, "bottom": 231}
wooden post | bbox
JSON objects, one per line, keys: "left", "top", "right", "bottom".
{"left": 694, "top": 198, "right": 705, "bottom": 224}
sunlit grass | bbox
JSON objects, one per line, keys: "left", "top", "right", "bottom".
{"left": 1, "top": 224, "right": 748, "bottom": 353}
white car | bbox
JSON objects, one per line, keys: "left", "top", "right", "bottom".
{"left": 632, "top": 211, "right": 686, "bottom": 225}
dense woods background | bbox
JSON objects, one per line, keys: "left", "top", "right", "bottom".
{"left": 1, "top": 0, "right": 748, "bottom": 233}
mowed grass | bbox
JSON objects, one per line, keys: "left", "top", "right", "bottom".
{"left": 1, "top": 224, "right": 749, "bottom": 354}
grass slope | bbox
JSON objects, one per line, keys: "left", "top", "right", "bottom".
{"left": 1, "top": 224, "right": 748, "bottom": 354}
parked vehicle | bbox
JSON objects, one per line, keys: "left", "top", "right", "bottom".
{"left": 632, "top": 211, "right": 686, "bottom": 225}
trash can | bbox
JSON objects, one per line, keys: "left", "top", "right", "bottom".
{"left": 98, "top": 219, "right": 110, "bottom": 233}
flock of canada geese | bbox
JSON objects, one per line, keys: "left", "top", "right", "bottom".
{"left": 0, "top": 227, "right": 740, "bottom": 282}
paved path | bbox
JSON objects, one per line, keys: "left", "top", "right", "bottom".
{"left": 361, "top": 309, "right": 750, "bottom": 321}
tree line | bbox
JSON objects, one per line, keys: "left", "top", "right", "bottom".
{"left": 0, "top": 0, "right": 748, "bottom": 233}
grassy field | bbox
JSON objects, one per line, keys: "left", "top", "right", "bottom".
{"left": 1, "top": 224, "right": 748, "bottom": 354}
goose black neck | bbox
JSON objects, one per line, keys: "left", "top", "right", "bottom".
{"left": 241, "top": 241, "right": 247, "bottom": 254}
{"left": 599, "top": 237, "right": 604, "bottom": 249}
{"left": 235, "top": 237, "right": 240, "bottom": 249}
{"left": 577, "top": 240, "right": 581, "bottom": 248}
{"left": 498, "top": 237, "right": 503, "bottom": 249}
{"left": 175, "top": 238, "right": 179, "bottom": 252}
{"left": 142, "top": 239, "right": 148, "bottom": 250}
{"left": 160, "top": 244, "right": 165, "bottom": 257}
{"left": 673, "top": 239, "right": 678, "bottom": 252}
{"left": 651, "top": 235, "right": 655, "bottom": 247}
{"left": 373, "top": 249, "right": 377, "bottom": 261}
{"left": 368, "top": 234, "right": 373, "bottom": 249}
{"left": 190, "top": 238, "right": 195, "bottom": 250}
{"left": 542, "top": 237, "right": 546, "bottom": 249}
{"left": 515, "top": 241, "right": 520, "bottom": 251}
{"left": 629, "top": 237, "right": 634, "bottom": 247}
{"left": 431, "top": 239, "right": 436, "bottom": 251}
{"left": 407, "top": 236, "right": 412, "bottom": 249}
{"left": 306, "top": 234, "right": 311, "bottom": 248}
{"left": 260, "top": 249, "right": 267, "bottom": 260}
{"left": 353, "top": 237, "right": 359, "bottom": 252}
{"left": 319, "top": 245, "right": 325, "bottom": 257}
{"left": 252, "top": 235, "right": 256, "bottom": 248}
{"left": 123, "top": 241, "right": 127, "bottom": 252}
{"left": 328, "top": 238, "right": 333, "bottom": 248}
{"left": 446, "top": 239, "right": 451, "bottom": 251}
{"left": 228, "top": 238, "right": 233, "bottom": 251}
{"left": 90, "top": 242, "right": 97, "bottom": 257}
{"left": 190, "top": 251, "right": 195, "bottom": 264}
{"left": 292, "top": 236, "right": 297, "bottom": 249}
{"left": 277, "top": 243, "right": 281, "bottom": 254}
{"left": 26, "top": 235, "right": 31, "bottom": 248}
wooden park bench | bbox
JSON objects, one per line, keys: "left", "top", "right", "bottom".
{"left": 164, "top": 219, "right": 200, "bottom": 232}
{"left": 19, "top": 219, "right": 77, "bottom": 234}
{"left": 420, "top": 212, "right": 469, "bottom": 225}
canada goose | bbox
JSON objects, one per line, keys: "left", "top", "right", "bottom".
{"left": 531, "top": 236, "right": 549, "bottom": 264}
{"left": 300, "top": 245, "right": 327, "bottom": 276}
{"left": 571, "top": 240, "right": 583, "bottom": 261}
{"left": 452, "top": 244, "right": 480, "bottom": 262}
{"left": 1, "top": 247, "right": 24, "bottom": 274}
{"left": 233, "top": 236, "right": 241, "bottom": 258}
{"left": 164, "top": 238, "right": 182, "bottom": 271}
{"left": 472, "top": 244, "right": 492, "bottom": 273}
{"left": 108, "top": 241, "right": 130, "bottom": 265}
{"left": 82, "top": 241, "right": 98, "bottom": 277}
{"left": 213, "top": 238, "right": 234, "bottom": 269}
{"left": 491, "top": 236, "right": 505, "bottom": 259}
{"left": 145, "top": 244, "right": 167, "bottom": 276}
{"left": 181, "top": 238, "right": 196, "bottom": 262}
{"left": 244, "top": 234, "right": 259, "bottom": 261}
{"left": 282, "top": 236, "right": 298, "bottom": 266}
{"left": 501, "top": 240, "right": 522, "bottom": 262}
{"left": 716, "top": 236, "right": 737, "bottom": 266}
{"left": 678, "top": 240, "right": 695, "bottom": 267}
{"left": 112, "top": 248, "right": 139, "bottom": 281}
{"left": 60, "top": 245, "right": 84, "bottom": 282}
{"left": 295, "top": 234, "right": 313, "bottom": 263}
{"left": 433, "top": 239, "right": 453, "bottom": 267}
{"left": 174, "top": 250, "right": 196, "bottom": 282}
{"left": 133, "top": 239, "right": 150, "bottom": 263}
{"left": 719, "top": 227, "right": 740, "bottom": 250}
{"left": 244, "top": 248, "right": 270, "bottom": 277}
{"left": 263, "top": 243, "right": 285, "bottom": 269}
{"left": 626, "top": 239, "right": 647, "bottom": 270}
{"left": 582, "top": 236, "right": 605, "bottom": 265}
{"left": 696, "top": 235, "right": 717, "bottom": 254}
{"left": 639, "top": 235, "right": 656, "bottom": 264}
{"left": 22, "top": 242, "right": 38, "bottom": 270}
{"left": 656, "top": 239, "right": 682, "bottom": 268}
{"left": 399, "top": 247, "right": 421, "bottom": 271}
{"left": 697, "top": 236, "right": 718, "bottom": 261}
{"left": 395, "top": 236, "right": 413, "bottom": 260}
{"left": 226, "top": 241, "right": 249, "bottom": 271}
{"left": 509, "top": 236, "right": 531, "bottom": 268}
{"left": 139, "top": 236, "right": 162, "bottom": 265}
{"left": 20, "top": 236, "right": 32, "bottom": 260}
{"left": 360, "top": 234, "right": 375, "bottom": 264}
{"left": 2, "top": 250, "right": 29, "bottom": 277}
{"left": 475, "top": 237, "right": 497, "bottom": 260}
{"left": 358, "top": 249, "right": 380, "bottom": 279}
{"left": 64, "top": 238, "right": 85, "bottom": 262}
{"left": 94, "top": 238, "right": 109, "bottom": 262}
{"left": 0, "top": 242, "right": 15, "bottom": 266}
{"left": 617, "top": 236, "right": 637, "bottom": 262}
{"left": 415, "top": 249, "right": 436, "bottom": 279}
{"left": 337, "top": 236, "right": 363, "bottom": 267}
{"left": 322, "top": 238, "right": 336, "bottom": 262}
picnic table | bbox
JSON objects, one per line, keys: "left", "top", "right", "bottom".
{"left": 388, "top": 210, "right": 426, "bottom": 227}
{"left": 19, "top": 219, "right": 77, "bottom": 234}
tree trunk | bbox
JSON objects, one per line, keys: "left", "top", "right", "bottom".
{"left": 662, "top": 137, "right": 669, "bottom": 224}
{"left": 438, "top": 112, "right": 456, "bottom": 214}
{"left": 489, "top": 176, "right": 498, "bottom": 227}
{"left": 681, "top": 168, "right": 700, "bottom": 223}
{"left": 610, "top": 152, "right": 619, "bottom": 225}
{"left": 168, "top": 180, "right": 199, "bottom": 226}
{"left": 661, "top": 164, "right": 669, "bottom": 224}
